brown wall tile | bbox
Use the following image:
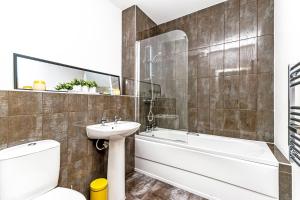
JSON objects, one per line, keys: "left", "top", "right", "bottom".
{"left": 0, "top": 117, "right": 8, "bottom": 150}
{"left": 222, "top": 129, "right": 240, "bottom": 138}
{"left": 225, "top": 0, "right": 240, "bottom": 42}
{"left": 209, "top": 44, "right": 224, "bottom": 77}
{"left": 125, "top": 135, "right": 135, "bottom": 175}
{"left": 58, "top": 165, "right": 68, "bottom": 188}
{"left": 188, "top": 50, "right": 199, "bottom": 78}
{"left": 188, "top": 108, "right": 197, "bottom": 132}
{"left": 240, "top": 130, "right": 257, "bottom": 140}
{"left": 258, "top": 35, "right": 274, "bottom": 73}
{"left": 122, "top": 45, "right": 136, "bottom": 79}
{"left": 279, "top": 171, "right": 292, "bottom": 200}
{"left": 122, "top": 6, "right": 137, "bottom": 90}
{"left": 88, "top": 110, "right": 103, "bottom": 124}
{"left": 0, "top": 91, "right": 8, "bottom": 117}
{"left": 68, "top": 94, "right": 88, "bottom": 112}
{"left": 210, "top": 109, "right": 224, "bottom": 131}
{"left": 257, "top": 73, "right": 274, "bottom": 111}
{"left": 188, "top": 78, "right": 197, "bottom": 108}
{"left": 42, "top": 113, "right": 68, "bottom": 139}
{"left": 240, "top": 0, "right": 257, "bottom": 40}
{"left": 256, "top": 110, "right": 274, "bottom": 142}
{"left": 43, "top": 93, "right": 68, "bottom": 114}
{"left": 68, "top": 137, "right": 88, "bottom": 163}
{"left": 56, "top": 137, "right": 68, "bottom": 167}
{"left": 68, "top": 112, "right": 87, "bottom": 138}
{"left": 184, "top": 14, "right": 198, "bottom": 50}
{"left": 8, "top": 115, "right": 43, "bottom": 146}
{"left": 197, "top": 107, "right": 210, "bottom": 132}
{"left": 197, "top": 8, "right": 211, "bottom": 48}
{"left": 224, "top": 41, "right": 240, "bottom": 76}
{"left": 88, "top": 95, "right": 105, "bottom": 111}
{"left": 8, "top": 91, "right": 42, "bottom": 115}
{"left": 224, "top": 75, "right": 239, "bottom": 109}
{"left": 240, "top": 38, "right": 257, "bottom": 74}
{"left": 210, "top": 76, "right": 224, "bottom": 109}
{"left": 120, "top": 96, "right": 135, "bottom": 121}
{"left": 136, "top": 6, "right": 156, "bottom": 36}
{"left": 122, "top": 6, "right": 136, "bottom": 47}
{"left": 240, "top": 110, "right": 257, "bottom": 132}
{"left": 210, "top": 4, "right": 225, "bottom": 45}
{"left": 223, "top": 110, "right": 240, "bottom": 131}
{"left": 197, "top": 78, "right": 210, "bottom": 108}
{"left": 197, "top": 48, "right": 210, "bottom": 78}
{"left": 239, "top": 74, "right": 257, "bottom": 110}
{"left": 67, "top": 158, "right": 89, "bottom": 195}
{"left": 258, "top": 0, "right": 274, "bottom": 36}
{"left": 158, "top": 20, "right": 177, "bottom": 34}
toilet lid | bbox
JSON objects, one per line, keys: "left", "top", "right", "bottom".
{"left": 34, "top": 187, "right": 86, "bottom": 200}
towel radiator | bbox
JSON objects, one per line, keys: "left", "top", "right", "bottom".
{"left": 288, "top": 62, "right": 300, "bottom": 166}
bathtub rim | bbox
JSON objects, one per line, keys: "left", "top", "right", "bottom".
{"left": 135, "top": 133, "right": 279, "bottom": 167}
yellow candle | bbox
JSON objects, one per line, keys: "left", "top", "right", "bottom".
{"left": 33, "top": 80, "right": 46, "bottom": 91}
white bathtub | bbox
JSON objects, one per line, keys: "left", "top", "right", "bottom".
{"left": 135, "top": 128, "right": 279, "bottom": 200}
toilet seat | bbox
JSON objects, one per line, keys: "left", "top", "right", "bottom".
{"left": 34, "top": 187, "right": 86, "bottom": 200}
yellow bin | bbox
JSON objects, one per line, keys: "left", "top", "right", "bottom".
{"left": 90, "top": 178, "right": 108, "bottom": 200}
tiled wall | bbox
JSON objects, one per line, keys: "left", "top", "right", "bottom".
{"left": 135, "top": 0, "right": 274, "bottom": 142}
{"left": 122, "top": 6, "right": 157, "bottom": 95}
{"left": 0, "top": 90, "right": 135, "bottom": 197}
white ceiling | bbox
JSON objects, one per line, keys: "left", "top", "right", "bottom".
{"left": 109, "top": 0, "right": 227, "bottom": 24}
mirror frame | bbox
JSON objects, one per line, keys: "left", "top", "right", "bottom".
{"left": 13, "top": 53, "right": 121, "bottom": 92}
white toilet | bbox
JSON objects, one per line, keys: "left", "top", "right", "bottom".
{"left": 0, "top": 140, "right": 86, "bottom": 200}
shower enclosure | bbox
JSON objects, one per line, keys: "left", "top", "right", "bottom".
{"left": 135, "top": 30, "right": 188, "bottom": 142}
{"left": 134, "top": 30, "right": 279, "bottom": 200}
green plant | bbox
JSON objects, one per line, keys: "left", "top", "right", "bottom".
{"left": 55, "top": 79, "right": 97, "bottom": 91}
{"left": 85, "top": 80, "right": 92, "bottom": 88}
{"left": 71, "top": 78, "right": 81, "bottom": 86}
{"left": 91, "top": 81, "right": 98, "bottom": 88}
{"left": 80, "top": 79, "right": 87, "bottom": 87}
{"left": 85, "top": 80, "right": 98, "bottom": 88}
{"left": 64, "top": 83, "right": 73, "bottom": 90}
{"left": 55, "top": 82, "right": 73, "bottom": 91}
{"left": 55, "top": 83, "right": 65, "bottom": 91}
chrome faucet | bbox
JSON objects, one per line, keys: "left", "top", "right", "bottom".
{"left": 100, "top": 117, "right": 107, "bottom": 126}
{"left": 114, "top": 116, "right": 121, "bottom": 124}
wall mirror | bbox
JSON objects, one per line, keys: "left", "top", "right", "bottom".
{"left": 14, "top": 53, "right": 120, "bottom": 95}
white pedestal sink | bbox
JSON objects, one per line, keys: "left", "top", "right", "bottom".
{"left": 86, "top": 121, "right": 141, "bottom": 200}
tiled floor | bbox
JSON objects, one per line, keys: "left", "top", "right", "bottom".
{"left": 126, "top": 172, "right": 208, "bottom": 200}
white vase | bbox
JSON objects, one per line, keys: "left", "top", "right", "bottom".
{"left": 72, "top": 85, "right": 82, "bottom": 92}
{"left": 89, "top": 87, "right": 97, "bottom": 93}
{"left": 82, "top": 86, "right": 89, "bottom": 93}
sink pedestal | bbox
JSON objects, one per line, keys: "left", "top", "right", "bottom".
{"left": 107, "top": 137, "right": 126, "bottom": 200}
{"left": 86, "top": 121, "right": 141, "bottom": 200}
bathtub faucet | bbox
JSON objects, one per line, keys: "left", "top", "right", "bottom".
{"left": 146, "top": 122, "right": 156, "bottom": 132}
{"left": 151, "top": 122, "right": 157, "bottom": 131}
{"left": 146, "top": 125, "right": 152, "bottom": 132}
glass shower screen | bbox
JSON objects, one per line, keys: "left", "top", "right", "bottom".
{"left": 135, "top": 30, "right": 188, "bottom": 136}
